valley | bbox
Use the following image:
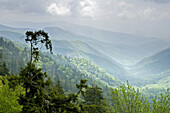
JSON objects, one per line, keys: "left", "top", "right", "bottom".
{"left": 1, "top": 0, "right": 170, "bottom": 112}
{"left": 0, "top": 22, "right": 170, "bottom": 93}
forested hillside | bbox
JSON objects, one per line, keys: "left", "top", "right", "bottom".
{"left": 51, "top": 40, "right": 127, "bottom": 81}
{"left": 0, "top": 33, "right": 170, "bottom": 112}
{"left": 0, "top": 37, "right": 121, "bottom": 91}
{"left": 1, "top": 0, "right": 170, "bottom": 112}
{"left": 125, "top": 48, "right": 170, "bottom": 96}
{"left": 1, "top": 24, "right": 170, "bottom": 84}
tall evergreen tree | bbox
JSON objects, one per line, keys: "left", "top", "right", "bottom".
{"left": 19, "top": 63, "right": 51, "bottom": 112}
{"left": 55, "top": 80, "right": 65, "bottom": 95}
{"left": 18, "top": 30, "right": 89, "bottom": 113}
{"left": 83, "top": 85, "right": 107, "bottom": 113}
{"left": 0, "top": 62, "right": 9, "bottom": 76}
{"left": 19, "top": 30, "right": 53, "bottom": 112}
{"left": 0, "top": 54, "right": 9, "bottom": 76}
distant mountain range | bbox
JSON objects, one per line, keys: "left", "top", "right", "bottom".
{"left": 43, "top": 22, "right": 170, "bottom": 65}
{"left": 0, "top": 22, "right": 170, "bottom": 87}
{"left": 128, "top": 48, "right": 170, "bottom": 87}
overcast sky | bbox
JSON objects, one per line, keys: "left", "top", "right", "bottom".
{"left": 0, "top": 0, "right": 170, "bottom": 38}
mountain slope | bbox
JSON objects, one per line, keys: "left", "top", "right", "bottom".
{"left": 128, "top": 48, "right": 170, "bottom": 86}
{"left": 1, "top": 23, "right": 170, "bottom": 65}
{"left": 0, "top": 24, "right": 128, "bottom": 82}
{"left": 53, "top": 21, "right": 168, "bottom": 45}
{"left": 1, "top": 23, "right": 170, "bottom": 84}
{"left": 0, "top": 37, "right": 122, "bottom": 88}
{"left": 52, "top": 40, "right": 128, "bottom": 80}
{"left": 134, "top": 48, "right": 170, "bottom": 74}
{"left": 44, "top": 24, "right": 170, "bottom": 65}
{"left": 0, "top": 31, "right": 24, "bottom": 42}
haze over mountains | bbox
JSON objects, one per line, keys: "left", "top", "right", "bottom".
{"left": 0, "top": 21, "right": 170, "bottom": 87}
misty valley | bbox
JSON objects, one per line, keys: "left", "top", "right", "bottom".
{"left": 0, "top": 22, "right": 170, "bottom": 112}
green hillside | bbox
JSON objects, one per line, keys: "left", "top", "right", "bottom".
{"left": 51, "top": 40, "right": 128, "bottom": 81}
{"left": 0, "top": 24, "right": 170, "bottom": 89}
{"left": 0, "top": 37, "right": 122, "bottom": 89}
{"left": 128, "top": 48, "right": 170, "bottom": 88}
{"left": 0, "top": 32, "right": 170, "bottom": 113}
{"left": 135, "top": 48, "right": 170, "bottom": 73}
{"left": 0, "top": 24, "right": 128, "bottom": 81}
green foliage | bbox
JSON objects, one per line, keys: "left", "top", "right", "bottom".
{"left": 1, "top": 33, "right": 170, "bottom": 113}
{"left": 111, "top": 82, "right": 150, "bottom": 113}
{"left": 0, "top": 76, "right": 23, "bottom": 113}
{"left": 18, "top": 31, "right": 90, "bottom": 112}
{"left": 55, "top": 80, "right": 65, "bottom": 95}
{"left": 48, "top": 79, "right": 88, "bottom": 113}
{"left": 152, "top": 89, "right": 170, "bottom": 113}
{"left": 19, "top": 62, "right": 51, "bottom": 112}
{"left": 18, "top": 62, "right": 89, "bottom": 112}
{"left": 0, "top": 37, "right": 117, "bottom": 95}
{"left": 0, "top": 37, "right": 24, "bottom": 75}
{"left": 54, "top": 54, "right": 122, "bottom": 87}
{"left": 0, "top": 61, "right": 9, "bottom": 76}
{"left": 83, "top": 85, "right": 108, "bottom": 113}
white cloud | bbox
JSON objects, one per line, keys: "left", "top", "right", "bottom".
{"left": 47, "top": 2, "right": 70, "bottom": 16}
{"left": 118, "top": 1, "right": 134, "bottom": 9}
{"left": 1, "top": 0, "right": 170, "bottom": 21}
{"left": 160, "top": 11, "right": 170, "bottom": 19}
{"left": 111, "top": 1, "right": 170, "bottom": 20}
{"left": 79, "top": 0, "right": 97, "bottom": 17}
{"left": 116, "top": 1, "right": 136, "bottom": 19}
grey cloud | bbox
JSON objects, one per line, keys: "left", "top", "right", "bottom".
{"left": 144, "top": 0, "right": 170, "bottom": 3}
{"left": 0, "top": 0, "right": 49, "bottom": 14}
{"left": 1, "top": 0, "right": 170, "bottom": 20}
{"left": 0, "top": 0, "right": 21, "bottom": 10}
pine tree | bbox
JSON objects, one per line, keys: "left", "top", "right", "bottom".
{"left": 48, "top": 79, "right": 88, "bottom": 113}
{"left": 0, "top": 55, "right": 9, "bottom": 76}
{"left": 83, "top": 85, "right": 107, "bottom": 113}
{"left": 55, "top": 80, "right": 65, "bottom": 95}
{"left": 18, "top": 30, "right": 53, "bottom": 112}
{"left": 18, "top": 30, "right": 89, "bottom": 113}
{"left": 19, "top": 63, "right": 52, "bottom": 112}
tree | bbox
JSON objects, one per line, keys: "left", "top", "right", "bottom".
{"left": 48, "top": 79, "right": 88, "bottom": 113}
{"left": 83, "top": 85, "right": 107, "bottom": 113}
{"left": 111, "top": 82, "right": 150, "bottom": 113}
{"left": 25, "top": 30, "right": 52, "bottom": 63}
{"left": 0, "top": 76, "right": 23, "bottom": 113}
{"left": 0, "top": 53, "right": 9, "bottom": 76}
{"left": 19, "top": 63, "right": 52, "bottom": 112}
{"left": 152, "top": 89, "right": 170, "bottom": 113}
{"left": 19, "top": 30, "right": 89, "bottom": 113}
{"left": 18, "top": 30, "right": 53, "bottom": 112}
{"left": 55, "top": 80, "right": 65, "bottom": 95}
{"left": 0, "top": 62, "right": 9, "bottom": 76}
